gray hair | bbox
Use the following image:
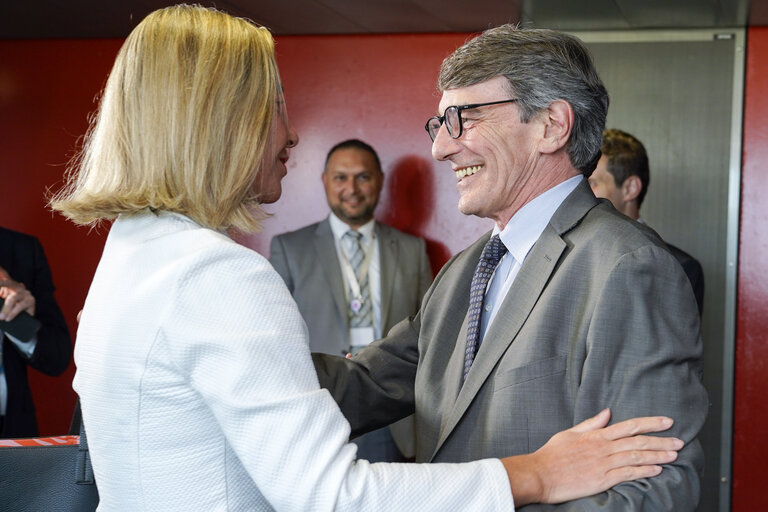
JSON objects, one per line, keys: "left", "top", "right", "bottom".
{"left": 438, "top": 25, "right": 608, "bottom": 177}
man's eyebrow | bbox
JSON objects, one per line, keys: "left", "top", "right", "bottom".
{"left": 461, "top": 104, "right": 489, "bottom": 114}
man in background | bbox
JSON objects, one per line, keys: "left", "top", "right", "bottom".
{"left": 0, "top": 226, "right": 71, "bottom": 437}
{"left": 270, "top": 139, "right": 432, "bottom": 462}
{"left": 588, "top": 128, "right": 704, "bottom": 314}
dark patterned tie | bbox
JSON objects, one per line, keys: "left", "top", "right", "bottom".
{"left": 463, "top": 234, "right": 507, "bottom": 381}
{"left": 343, "top": 230, "right": 372, "bottom": 327}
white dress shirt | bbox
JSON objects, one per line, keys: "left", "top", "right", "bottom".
{"left": 74, "top": 210, "right": 512, "bottom": 511}
{"left": 481, "top": 175, "right": 582, "bottom": 340}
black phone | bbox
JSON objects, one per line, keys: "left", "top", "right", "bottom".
{"left": 0, "top": 297, "right": 42, "bottom": 342}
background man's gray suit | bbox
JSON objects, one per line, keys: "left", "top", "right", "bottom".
{"left": 314, "top": 181, "right": 708, "bottom": 510}
{"left": 270, "top": 218, "right": 431, "bottom": 357}
{"left": 270, "top": 216, "right": 432, "bottom": 461}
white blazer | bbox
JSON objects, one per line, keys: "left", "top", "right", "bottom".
{"left": 74, "top": 210, "right": 511, "bottom": 511}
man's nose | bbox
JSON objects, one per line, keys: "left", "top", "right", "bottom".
{"left": 431, "top": 122, "right": 460, "bottom": 162}
{"left": 340, "top": 177, "right": 355, "bottom": 196}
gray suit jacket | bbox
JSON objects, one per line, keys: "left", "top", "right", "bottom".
{"left": 270, "top": 218, "right": 432, "bottom": 356}
{"left": 314, "top": 181, "right": 708, "bottom": 510}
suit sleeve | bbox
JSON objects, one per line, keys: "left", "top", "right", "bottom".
{"left": 526, "top": 245, "right": 708, "bottom": 511}
{"left": 268, "top": 235, "right": 293, "bottom": 292}
{"left": 314, "top": 248, "right": 455, "bottom": 437}
{"left": 312, "top": 317, "right": 419, "bottom": 437}
{"left": 23, "top": 236, "right": 71, "bottom": 376}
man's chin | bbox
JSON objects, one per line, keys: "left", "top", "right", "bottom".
{"left": 334, "top": 207, "right": 373, "bottom": 226}
{"left": 457, "top": 200, "right": 479, "bottom": 217}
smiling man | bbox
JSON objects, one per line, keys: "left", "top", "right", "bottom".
{"left": 313, "top": 26, "right": 708, "bottom": 510}
{"left": 270, "top": 139, "right": 432, "bottom": 462}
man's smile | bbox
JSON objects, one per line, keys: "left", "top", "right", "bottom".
{"left": 455, "top": 164, "right": 483, "bottom": 179}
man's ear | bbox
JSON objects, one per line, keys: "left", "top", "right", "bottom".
{"left": 621, "top": 175, "right": 643, "bottom": 202}
{"left": 539, "top": 100, "right": 573, "bottom": 154}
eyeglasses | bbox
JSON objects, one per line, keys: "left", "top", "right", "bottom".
{"left": 425, "top": 99, "right": 519, "bottom": 142}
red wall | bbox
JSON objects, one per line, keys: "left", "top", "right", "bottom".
{"left": 733, "top": 26, "right": 768, "bottom": 512}
{"left": 1, "top": 30, "right": 766, "bottom": 509}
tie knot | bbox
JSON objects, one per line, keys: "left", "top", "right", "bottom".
{"left": 344, "top": 230, "right": 363, "bottom": 242}
{"left": 343, "top": 230, "right": 364, "bottom": 259}
{"left": 480, "top": 235, "right": 507, "bottom": 265}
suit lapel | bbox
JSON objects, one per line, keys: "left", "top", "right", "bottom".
{"left": 431, "top": 306, "right": 472, "bottom": 454}
{"left": 430, "top": 230, "right": 566, "bottom": 459}
{"left": 429, "top": 180, "right": 599, "bottom": 460}
{"left": 470, "top": 226, "right": 566, "bottom": 384}
{"left": 376, "top": 223, "right": 398, "bottom": 333}
{"left": 425, "top": 234, "right": 489, "bottom": 459}
{"left": 313, "top": 220, "right": 349, "bottom": 328}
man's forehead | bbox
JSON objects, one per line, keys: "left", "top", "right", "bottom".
{"left": 326, "top": 149, "right": 379, "bottom": 173}
{"left": 327, "top": 166, "right": 375, "bottom": 175}
{"left": 438, "top": 76, "right": 509, "bottom": 109}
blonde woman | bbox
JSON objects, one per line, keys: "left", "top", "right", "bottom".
{"left": 52, "top": 5, "right": 683, "bottom": 511}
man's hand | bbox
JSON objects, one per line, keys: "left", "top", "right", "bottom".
{"left": 0, "top": 264, "right": 36, "bottom": 321}
{"left": 501, "top": 408, "right": 683, "bottom": 506}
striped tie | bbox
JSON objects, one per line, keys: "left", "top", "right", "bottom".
{"left": 343, "top": 230, "right": 372, "bottom": 327}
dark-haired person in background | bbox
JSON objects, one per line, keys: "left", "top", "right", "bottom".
{"left": 588, "top": 128, "right": 704, "bottom": 315}
{"left": 0, "top": 226, "right": 71, "bottom": 437}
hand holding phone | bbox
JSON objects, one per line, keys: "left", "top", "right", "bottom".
{"left": 0, "top": 297, "right": 41, "bottom": 342}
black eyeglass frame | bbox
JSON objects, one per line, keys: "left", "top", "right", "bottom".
{"left": 425, "top": 99, "right": 519, "bottom": 142}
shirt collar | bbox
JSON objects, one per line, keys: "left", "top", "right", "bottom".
{"left": 328, "top": 213, "right": 376, "bottom": 242}
{"left": 494, "top": 175, "right": 583, "bottom": 263}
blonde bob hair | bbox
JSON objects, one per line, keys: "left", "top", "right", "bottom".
{"left": 51, "top": 4, "right": 279, "bottom": 232}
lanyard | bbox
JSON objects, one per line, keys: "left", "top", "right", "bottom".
{"left": 339, "top": 234, "right": 375, "bottom": 306}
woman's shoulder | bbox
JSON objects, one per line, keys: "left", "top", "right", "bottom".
{"left": 107, "top": 211, "right": 280, "bottom": 301}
